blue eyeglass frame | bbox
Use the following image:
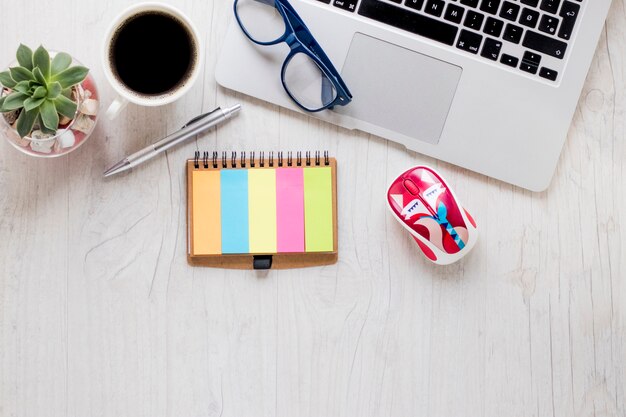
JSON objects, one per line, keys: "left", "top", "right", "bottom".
{"left": 233, "top": 0, "right": 353, "bottom": 112}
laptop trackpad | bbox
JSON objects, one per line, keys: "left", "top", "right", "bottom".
{"left": 335, "top": 33, "right": 462, "bottom": 145}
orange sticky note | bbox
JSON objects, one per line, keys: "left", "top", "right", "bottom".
{"left": 192, "top": 170, "right": 221, "bottom": 254}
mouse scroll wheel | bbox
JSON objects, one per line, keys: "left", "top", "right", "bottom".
{"left": 403, "top": 179, "right": 420, "bottom": 195}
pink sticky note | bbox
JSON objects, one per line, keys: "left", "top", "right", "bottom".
{"left": 276, "top": 168, "right": 305, "bottom": 253}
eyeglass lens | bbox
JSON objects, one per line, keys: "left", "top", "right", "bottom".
{"left": 283, "top": 52, "right": 337, "bottom": 110}
{"left": 236, "top": 0, "right": 286, "bottom": 43}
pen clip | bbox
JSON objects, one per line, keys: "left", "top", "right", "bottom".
{"left": 181, "top": 107, "right": 221, "bottom": 129}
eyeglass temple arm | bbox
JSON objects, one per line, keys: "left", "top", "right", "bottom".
{"left": 279, "top": 1, "right": 352, "bottom": 97}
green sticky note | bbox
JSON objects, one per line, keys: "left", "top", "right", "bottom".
{"left": 303, "top": 167, "right": 334, "bottom": 252}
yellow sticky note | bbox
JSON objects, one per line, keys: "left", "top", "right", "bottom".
{"left": 192, "top": 170, "right": 221, "bottom": 255}
{"left": 304, "top": 167, "right": 334, "bottom": 252}
{"left": 248, "top": 169, "right": 277, "bottom": 253}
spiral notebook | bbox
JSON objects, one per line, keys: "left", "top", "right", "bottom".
{"left": 187, "top": 151, "right": 338, "bottom": 269}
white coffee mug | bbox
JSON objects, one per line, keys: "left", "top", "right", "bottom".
{"left": 102, "top": 3, "right": 203, "bottom": 119}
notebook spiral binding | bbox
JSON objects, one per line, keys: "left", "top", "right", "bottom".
{"left": 193, "top": 151, "right": 330, "bottom": 169}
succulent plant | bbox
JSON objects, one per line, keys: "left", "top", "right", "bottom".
{"left": 0, "top": 44, "right": 89, "bottom": 138}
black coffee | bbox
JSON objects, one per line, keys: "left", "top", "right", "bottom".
{"left": 110, "top": 12, "right": 196, "bottom": 95}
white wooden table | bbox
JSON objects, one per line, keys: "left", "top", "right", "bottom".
{"left": 1, "top": 1, "right": 624, "bottom": 416}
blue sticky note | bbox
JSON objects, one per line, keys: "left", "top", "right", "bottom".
{"left": 220, "top": 169, "right": 249, "bottom": 254}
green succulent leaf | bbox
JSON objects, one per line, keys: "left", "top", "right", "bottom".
{"left": 47, "top": 82, "right": 62, "bottom": 99}
{"left": 16, "top": 108, "right": 40, "bottom": 138}
{"left": 16, "top": 44, "right": 34, "bottom": 70}
{"left": 40, "top": 99, "right": 59, "bottom": 131}
{"left": 54, "top": 94, "right": 77, "bottom": 118}
{"left": 9, "top": 66, "right": 34, "bottom": 83}
{"left": 0, "top": 96, "right": 5, "bottom": 110}
{"left": 32, "top": 86, "right": 47, "bottom": 99}
{"left": 23, "top": 96, "right": 46, "bottom": 112}
{"left": 33, "top": 46, "right": 51, "bottom": 79}
{"left": 52, "top": 66, "right": 88, "bottom": 89}
{"left": 37, "top": 114, "right": 57, "bottom": 135}
{"left": 51, "top": 52, "right": 72, "bottom": 75}
{"left": 32, "top": 67, "right": 47, "bottom": 86}
{"left": 1, "top": 92, "right": 28, "bottom": 111}
{"left": 13, "top": 80, "right": 30, "bottom": 94}
{"left": 29, "top": 80, "right": 42, "bottom": 89}
{"left": 0, "top": 71, "right": 17, "bottom": 88}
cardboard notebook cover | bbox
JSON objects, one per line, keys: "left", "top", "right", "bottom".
{"left": 186, "top": 156, "right": 338, "bottom": 269}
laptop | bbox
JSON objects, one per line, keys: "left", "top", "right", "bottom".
{"left": 216, "top": 0, "right": 612, "bottom": 191}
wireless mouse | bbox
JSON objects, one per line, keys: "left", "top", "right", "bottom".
{"left": 386, "top": 166, "right": 478, "bottom": 265}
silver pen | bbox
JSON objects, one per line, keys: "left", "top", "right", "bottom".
{"left": 103, "top": 104, "right": 242, "bottom": 177}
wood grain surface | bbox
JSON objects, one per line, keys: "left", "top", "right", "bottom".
{"left": 0, "top": 1, "right": 624, "bottom": 416}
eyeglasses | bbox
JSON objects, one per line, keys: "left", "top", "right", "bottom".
{"left": 233, "top": 0, "right": 352, "bottom": 112}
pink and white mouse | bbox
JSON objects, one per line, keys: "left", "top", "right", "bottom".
{"left": 386, "top": 166, "right": 478, "bottom": 265}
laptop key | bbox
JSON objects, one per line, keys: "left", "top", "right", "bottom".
{"left": 333, "top": 0, "right": 359, "bottom": 12}
{"left": 539, "top": 67, "right": 558, "bottom": 81}
{"left": 464, "top": 10, "right": 485, "bottom": 30}
{"left": 500, "top": 53, "right": 519, "bottom": 67}
{"left": 444, "top": 4, "right": 465, "bottom": 23}
{"left": 479, "top": 0, "right": 500, "bottom": 14}
{"left": 500, "top": 1, "right": 520, "bottom": 21}
{"left": 519, "top": 8, "right": 540, "bottom": 28}
{"left": 456, "top": 29, "right": 483, "bottom": 54}
{"left": 540, "top": 0, "right": 561, "bottom": 14}
{"left": 358, "top": 0, "right": 459, "bottom": 46}
{"left": 404, "top": 0, "right": 425, "bottom": 11}
{"left": 484, "top": 17, "right": 504, "bottom": 37}
{"left": 425, "top": 0, "right": 445, "bottom": 16}
{"left": 538, "top": 15, "right": 559, "bottom": 35}
{"left": 503, "top": 23, "right": 524, "bottom": 44}
{"left": 523, "top": 30, "right": 567, "bottom": 58}
{"left": 481, "top": 38, "right": 502, "bottom": 60}
{"left": 522, "top": 51, "right": 542, "bottom": 65}
{"left": 520, "top": 62, "right": 538, "bottom": 74}
{"left": 558, "top": 1, "right": 580, "bottom": 40}
{"left": 521, "top": 0, "right": 539, "bottom": 5}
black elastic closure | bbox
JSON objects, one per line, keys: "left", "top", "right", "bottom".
{"left": 253, "top": 255, "right": 273, "bottom": 270}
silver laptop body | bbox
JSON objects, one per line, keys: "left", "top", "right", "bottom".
{"left": 216, "top": 0, "right": 612, "bottom": 191}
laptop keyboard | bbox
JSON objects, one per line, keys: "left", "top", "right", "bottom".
{"left": 316, "top": 0, "right": 583, "bottom": 82}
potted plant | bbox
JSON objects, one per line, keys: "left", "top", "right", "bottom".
{"left": 0, "top": 44, "right": 99, "bottom": 156}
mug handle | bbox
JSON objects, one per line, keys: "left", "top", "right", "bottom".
{"left": 106, "top": 96, "right": 128, "bottom": 120}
